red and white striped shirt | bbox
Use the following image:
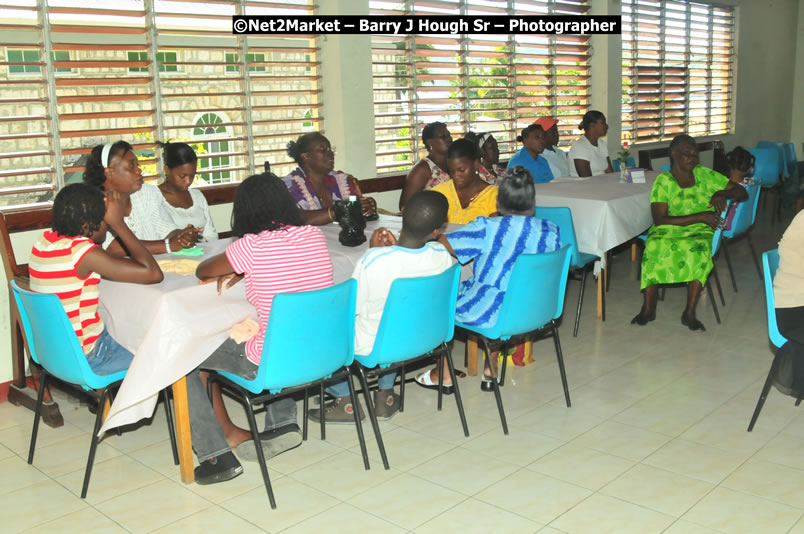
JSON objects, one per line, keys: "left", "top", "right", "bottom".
{"left": 29, "top": 231, "right": 103, "bottom": 355}
{"left": 226, "top": 225, "right": 334, "bottom": 364}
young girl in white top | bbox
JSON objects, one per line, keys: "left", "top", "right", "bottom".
{"left": 155, "top": 141, "right": 217, "bottom": 242}
{"left": 568, "top": 110, "right": 614, "bottom": 177}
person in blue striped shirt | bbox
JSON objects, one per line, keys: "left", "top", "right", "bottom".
{"left": 416, "top": 166, "right": 562, "bottom": 391}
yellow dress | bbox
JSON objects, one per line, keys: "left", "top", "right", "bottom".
{"left": 432, "top": 180, "right": 498, "bottom": 224}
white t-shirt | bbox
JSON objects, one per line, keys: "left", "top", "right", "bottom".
{"left": 102, "top": 183, "right": 163, "bottom": 249}
{"left": 541, "top": 146, "right": 570, "bottom": 178}
{"left": 568, "top": 135, "right": 610, "bottom": 177}
{"left": 352, "top": 242, "right": 454, "bottom": 356}
{"left": 153, "top": 187, "right": 218, "bottom": 242}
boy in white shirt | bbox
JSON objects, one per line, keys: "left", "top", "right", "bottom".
{"left": 310, "top": 190, "right": 454, "bottom": 422}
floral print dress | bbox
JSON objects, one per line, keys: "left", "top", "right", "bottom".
{"left": 640, "top": 165, "right": 729, "bottom": 289}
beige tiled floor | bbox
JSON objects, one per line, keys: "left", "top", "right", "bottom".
{"left": 5, "top": 211, "right": 804, "bottom": 533}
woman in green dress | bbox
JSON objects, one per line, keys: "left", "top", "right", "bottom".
{"left": 632, "top": 135, "right": 748, "bottom": 331}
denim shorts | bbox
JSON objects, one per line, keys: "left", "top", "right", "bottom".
{"left": 86, "top": 329, "right": 134, "bottom": 375}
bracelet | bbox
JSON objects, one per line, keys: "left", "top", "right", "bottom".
{"left": 164, "top": 237, "right": 171, "bottom": 253}
{"left": 328, "top": 207, "right": 334, "bottom": 221}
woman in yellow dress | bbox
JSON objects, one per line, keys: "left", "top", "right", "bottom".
{"left": 432, "top": 139, "right": 498, "bottom": 224}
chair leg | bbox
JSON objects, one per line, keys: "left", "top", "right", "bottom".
{"left": 712, "top": 264, "right": 726, "bottom": 307}
{"left": 398, "top": 365, "right": 406, "bottom": 413}
{"left": 161, "top": 389, "right": 179, "bottom": 466}
{"left": 478, "top": 337, "right": 508, "bottom": 434}
{"left": 319, "top": 383, "right": 325, "bottom": 440}
{"left": 722, "top": 240, "right": 738, "bottom": 293}
{"left": 356, "top": 366, "right": 389, "bottom": 469}
{"left": 346, "top": 372, "right": 370, "bottom": 470}
{"left": 302, "top": 389, "right": 309, "bottom": 441}
{"left": 242, "top": 394, "right": 276, "bottom": 508}
{"left": 81, "top": 387, "right": 110, "bottom": 499}
{"left": 796, "top": 396, "right": 802, "bottom": 407}
{"left": 659, "top": 287, "right": 665, "bottom": 301}
{"left": 706, "top": 282, "right": 721, "bottom": 324}
{"left": 747, "top": 233, "right": 762, "bottom": 280}
{"left": 552, "top": 321, "right": 572, "bottom": 407}
{"left": 574, "top": 265, "right": 587, "bottom": 337}
{"left": 748, "top": 358, "right": 777, "bottom": 432}
{"left": 27, "top": 372, "right": 49, "bottom": 465}
{"left": 442, "top": 343, "right": 469, "bottom": 437}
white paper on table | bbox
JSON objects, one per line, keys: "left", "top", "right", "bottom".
{"left": 629, "top": 169, "right": 646, "bottom": 184}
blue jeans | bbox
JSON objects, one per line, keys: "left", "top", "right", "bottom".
{"left": 327, "top": 371, "right": 396, "bottom": 398}
{"left": 86, "top": 329, "right": 133, "bottom": 375}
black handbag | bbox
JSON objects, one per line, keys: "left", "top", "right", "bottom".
{"left": 333, "top": 197, "right": 366, "bottom": 247}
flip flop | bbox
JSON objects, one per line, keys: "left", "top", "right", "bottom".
{"left": 414, "top": 370, "right": 454, "bottom": 395}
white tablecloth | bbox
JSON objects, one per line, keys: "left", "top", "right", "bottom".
{"left": 98, "top": 216, "right": 405, "bottom": 434}
{"left": 534, "top": 171, "right": 659, "bottom": 273}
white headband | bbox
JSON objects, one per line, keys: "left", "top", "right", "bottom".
{"left": 478, "top": 132, "right": 492, "bottom": 147}
{"left": 101, "top": 143, "right": 113, "bottom": 168}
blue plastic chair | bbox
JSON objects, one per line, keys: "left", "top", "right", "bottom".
{"left": 455, "top": 246, "right": 573, "bottom": 434}
{"left": 534, "top": 207, "right": 600, "bottom": 336}
{"left": 660, "top": 163, "right": 671, "bottom": 172}
{"left": 721, "top": 184, "right": 762, "bottom": 292}
{"left": 747, "top": 250, "right": 791, "bottom": 432}
{"left": 757, "top": 141, "right": 787, "bottom": 181}
{"left": 206, "top": 279, "right": 363, "bottom": 508}
{"left": 611, "top": 157, "right": 636, "bottom": 172}
{"left": 749, "top": 146, "right": 783, "bottom": 223}
{"left": 352, "top": 264, "right": 464, "bottom": 469}
{"left": 10, "top": 280, "right": 178, "bottom": 499}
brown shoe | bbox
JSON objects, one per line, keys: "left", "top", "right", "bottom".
{"left": 373, "top": 390, "right": 400, "bottom": 421}
{"left": 308, "top": 396, "right": 364, "bottom": 424}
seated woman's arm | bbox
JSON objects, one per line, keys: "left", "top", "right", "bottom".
{"left": 651, "top": 202, "right": 723, "bottom": 229}
{"left": 300, "top": 208, "right": 335, "bottom": 226}
{"left": 399, "top": 160, "right": 431, "bottom": 210}
{"left": 709, "top": 181, "right": 749, "bottom": 212}
{"left": 105, "top": 226, "right": 200, "bottom": 257}
{"left": 573, "top": 158, "right": 592, "bottom": 177}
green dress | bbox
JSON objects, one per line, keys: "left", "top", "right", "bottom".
{"left": 640, "top": 165, "right": 729, "bottom": 290}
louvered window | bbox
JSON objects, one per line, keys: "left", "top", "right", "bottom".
{"left": 621, "top": 0, "right": 735, "bottom": 143}
{"left": 371, "top": 0, "right": 591, "bottom": 174}
{"left": 0, "top": 0, "right": 320, "bottom": 208}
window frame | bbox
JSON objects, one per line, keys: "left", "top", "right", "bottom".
{"left": 621, "top": 0, "right": 736, "bottom": 145}
{"left": 370, "top": 0, "right": 592, "bottom": 175}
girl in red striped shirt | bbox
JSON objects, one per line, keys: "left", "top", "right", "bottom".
{"left": 29, "top": 183, "right": 163, "bottom": 375}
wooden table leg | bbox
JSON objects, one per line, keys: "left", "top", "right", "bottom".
{"left": 101, "top": 392, "right": 111, "bottom": 423}
{"left": 596, "top": 270, "right": 604, "bottom": 320}
{"left": 172, "top": 377, "right": 195, "bottom": 484}
{"left": 631, "top": 242, "right": 637, "bottom": 262}
{"left": 467, "top": 335, "right": 478, "bottom": 376}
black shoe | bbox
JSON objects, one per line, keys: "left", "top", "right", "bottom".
{"left": 261, "top": 423, "right": 303, "bottom": 458}
{"left": 195, "top": 451, "right": 243, "bottom": 485}
{"left": 480, "top": 376, "right": 503, "bottom": 392}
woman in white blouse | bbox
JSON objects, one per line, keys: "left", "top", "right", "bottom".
{"left": 568, "top": 110, "right": 614, "bottom": 177}
{"left": 84, "top": 140, "right": 200, "bottom": 255}
{"left": 154, "top": 141, "right": 217, "bottom": 242}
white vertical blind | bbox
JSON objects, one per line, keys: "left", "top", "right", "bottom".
{"left": 621, "top": 0, "right": 734, "bottom": 144}
{"left": 0, "top": 0, "right": 320, "bottom": 208}
{"left": 371, "top": 0, "right": 591, "bottom": 174}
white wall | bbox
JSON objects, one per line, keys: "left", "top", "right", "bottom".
{"left": 0, "top": 0, "right": 801, "bottom": 383}
{"left": 791, "top": 0, "right": 804, "bottom": 152}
